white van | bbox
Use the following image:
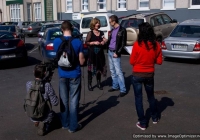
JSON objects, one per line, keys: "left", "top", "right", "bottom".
{"left": 80, "top": 13, "right": 113, "bottom": 43}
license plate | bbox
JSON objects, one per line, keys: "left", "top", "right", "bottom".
{"left": 1, "top": 54, "right": 16, "bottom": 59}
{"left": 172, "top": 44, "right": 187, "bottom": 50}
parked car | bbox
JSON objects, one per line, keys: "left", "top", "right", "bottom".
{"left": 0, "top": 31, "right": 28, "bottom": 64}
{"left": 15, "top": 21, "right": 32, "bottom": 32}
{"left": 121, "top": 12, "right": 178, "bottom": 48}
{"left": 0, "top": 22, "right": 16, "bottom": 25}
{"left": 80, "top": 13, "right": 114, "bottom": 45}
{"left": 162, "top": 19, "right": 200, "bottom": 59}
{"left": 0, "top": 25, "right": 25, "bottom": 41}
{"left": 38, "top": 23, "right": 62, "bottom": 42}
{"left": 23, "top": 21, "right": 46, "bottom": 37}
{"left": 38, "top": 27, "right": 88, "bottom": 65}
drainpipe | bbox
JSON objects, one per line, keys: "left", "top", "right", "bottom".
{"left": 60, "top": 0, "right": 62, "bottom": 20}
{"left": 31, "top": 0, "right": 34, "bottom": 21}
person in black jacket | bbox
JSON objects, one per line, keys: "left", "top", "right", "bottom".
{"left": 107, "top": 15, "right": 127, "bottom": 97}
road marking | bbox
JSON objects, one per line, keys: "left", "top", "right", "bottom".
{"left": 28, "top": 46, "right": 38, "bottom": 53}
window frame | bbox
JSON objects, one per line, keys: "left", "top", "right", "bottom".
{"left": 117, "top": 0, "right": 127, "bottom": 11}
{"left": 189, "top": 0, "right": 200, "bottom": 9}
{"left": 34, "top": 3, "right": 42, "bottom": 21}
{"left": 81, "top": 0, "right": 89, "bottom": 12}
{"left": 10, "top": 4, "right": 21, "bottom": 22}
{"left": 162, "top": 0, "right": 175, "bottom": 10}
{"left": 27, "top": 3, "right": 32, "bottom": 21}
{"left": 66, "top": 0, "right": 73, "bottom": 13}
{"left": 138, "top": 0, "right": 150, "bottom": 11}
{"left": 97, "top": 0, "right": 107, "bottom": 12}
{"left": 161, "top": 14, "right": 172, "bottom": 24}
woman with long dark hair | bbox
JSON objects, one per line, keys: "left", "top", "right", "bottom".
{"left": 130, "top": 22, "right": 162, "bottom": 130}
{"left": 85, "top": 18, "right": 107, "bottom": 91}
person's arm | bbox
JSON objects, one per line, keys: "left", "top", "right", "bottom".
{"left": 130, "top": 42, "right": 138, "bottom": 66}
{"left": 45, "top": 83, "right": 59, "bottom": 106}
{"left": 85, "top": 31, "right": 98, "bottom": 46}
{"left": 79, "top": 41, "right": 85, "bottom": 65}
{"left": 116, "top": 28, "right": 127, "bottom": 56}
{"left": 155, "top": 42, "right": 163, "bottom": 65}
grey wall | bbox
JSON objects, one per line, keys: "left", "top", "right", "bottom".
{"left": 58, "top": 9, "right": 200, "bottom": 24}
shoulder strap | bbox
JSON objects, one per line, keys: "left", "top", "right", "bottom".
{"left": 60, "top": 36, "right": 66, "bottom": 42}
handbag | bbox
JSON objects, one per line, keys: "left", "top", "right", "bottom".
{"left": 58, "top": 52, "right": 72, "bottom": 67}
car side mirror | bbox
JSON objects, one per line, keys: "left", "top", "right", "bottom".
{"left": 171, "top": 19, "right": 177, "bottom": 23}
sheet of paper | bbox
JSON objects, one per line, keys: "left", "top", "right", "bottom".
{"left": 124, "top": 46, "right": 133, "bottom": 55}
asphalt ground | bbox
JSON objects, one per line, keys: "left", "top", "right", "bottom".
{"left": 0, "top": 37, "right": 200, "bottom": 140}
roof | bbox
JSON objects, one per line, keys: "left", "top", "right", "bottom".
{"left": 122, "top": 12, "right": 165, "bottom": 20}
{"left": 180, "top": 19, "right": 200, "bottom": 25}
{"left": 82, "top": 13, "right": 113, "bottom": 18}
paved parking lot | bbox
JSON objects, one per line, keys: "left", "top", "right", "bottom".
{"left": 0, "top": 39, "right": 200, "bottom": 140}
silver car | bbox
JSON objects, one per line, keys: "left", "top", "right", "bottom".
{"left": 162, "top": 19, "right": 200, "bottom": 59}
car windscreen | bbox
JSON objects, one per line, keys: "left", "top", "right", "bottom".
{"left": 48, "top": 30, "right": 63, "bottom": 40}
{"left": 120, "top": 18, "right": 144, "bottom": 28}
{"left": 0, "top": 26, "right": 15, "bottom": 32}
{"left": 82, "top": 17, "right": 93, "bottom": 28}
{"left": 95, "top": 16, "right": 108, "bottom": 27}
{"left": 48, "top": 28, "right": 81, "bottom": 40}
{"left": 29, "top": 22, "right": 38, "bottom": 26}
{"left": 72, "top": 28, "right": 80, "bottom": 37}
{"left": 40, "top": 24, "right": 55, "bottom": 32}
{"left": 0, "top": 32, "right": 14, "bottom": 39}
{"left": 170, "top": 25, "right": 200, "bottom": 38}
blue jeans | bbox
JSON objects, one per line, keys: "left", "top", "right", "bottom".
{"left": 132, "top": 76, "right": 158, "bottom": 127}
{"left": 59, "top": 76, "right": 81, "bottom": 131}
{"left": 108, "top": 50, "right": 126, "bottom": 93}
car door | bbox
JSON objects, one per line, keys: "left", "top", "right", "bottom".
{"left": 161, "top": 14, "right": 177, "bottom": 37}
{"left": 153, "top": 15, "right": 169, "bottom": 39}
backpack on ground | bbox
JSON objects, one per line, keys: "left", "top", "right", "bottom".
{"left": 55, "top": 36, "right": 79, "bottom": 71}
{"left": 24, "top": 80, "right": 52, "bottom": 119}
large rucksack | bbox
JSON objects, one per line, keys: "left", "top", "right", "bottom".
{"left": 24, "top": 80, "right": 52, "bottom": 119}
{"left": 55, "top": 36, "right": 79, "bottom": 71}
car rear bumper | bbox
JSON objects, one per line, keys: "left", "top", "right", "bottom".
{"left": 23, "top": 30, "right": 38, "bottom": 35}
{"left": 0, "top": 47, "right": 27, "bottom": 60}
{"left": 162, "top": 50, "right": 200, "bottom": 59}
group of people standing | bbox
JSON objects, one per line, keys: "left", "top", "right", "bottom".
{"left": 85, "top": 15, "right": 127, "bottom": 97}
{"left": 26, "top": 14, "right": 162, "bottom": 136}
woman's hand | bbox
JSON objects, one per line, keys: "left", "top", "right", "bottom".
{"left": 100, "top": 41, "right": 105, "bottom": 45}
{"left": 94, "top": 41, "right": 100, "bottom": 45}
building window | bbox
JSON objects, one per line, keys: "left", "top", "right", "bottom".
{"left": 190, "top": 0, "right": 200, "bottom": 9}
{"left": 117, "top": 0, "right": 126, "bottom": 10}
{"left": 34, "top": 3, "right": 41, "bottom": 21}
{"left": 81, "top": 0, "right": 89, "bottom": 12}
{"left": 97, "top": 0, "right": 106, "bottom": 11}
{"left": 66, "top": 0, "right": 73, "bottom": 12}
{"left": 162, "top": 0, "right": 175, "bottom": 9}
{"left": 10, "top": 4, "right": 21, "bottom": 22}
{"left": 27, "top": 3, "right": 31, "bottom": 21}
{"left": 138, "top": 0, "right": 149, "bottom": 10}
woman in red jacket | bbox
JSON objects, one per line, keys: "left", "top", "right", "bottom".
{"left": 130, "top": 22, "right": 162, "bottom": 130}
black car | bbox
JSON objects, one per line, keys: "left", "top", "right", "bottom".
{"left": 0, "top": 25, "right": 25, "bottom": 41}
{"left": 0, "top": 31, "right": 27, "bottom": 64}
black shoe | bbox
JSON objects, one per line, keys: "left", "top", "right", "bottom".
{"left": 88, "top": 82, "right": 93, "bottom": 91}
{"left": 119, "top": 92, "right": 127, "bottom": 97}
{"left": 68, "top": 124, "right": 82, "bottom": 133}
{"left": 108, "top": 88, "right": 119, "bottom": 92}
{"left": 97, "top": 80, "right": 103, "bottom": 90}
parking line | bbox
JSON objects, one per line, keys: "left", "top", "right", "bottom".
{"left": 28, "top": 46, "right": 38, "bottom": 53}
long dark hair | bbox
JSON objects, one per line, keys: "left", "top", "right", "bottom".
{"left": 138, "top": 22, "right": 157, "bottom": 50}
